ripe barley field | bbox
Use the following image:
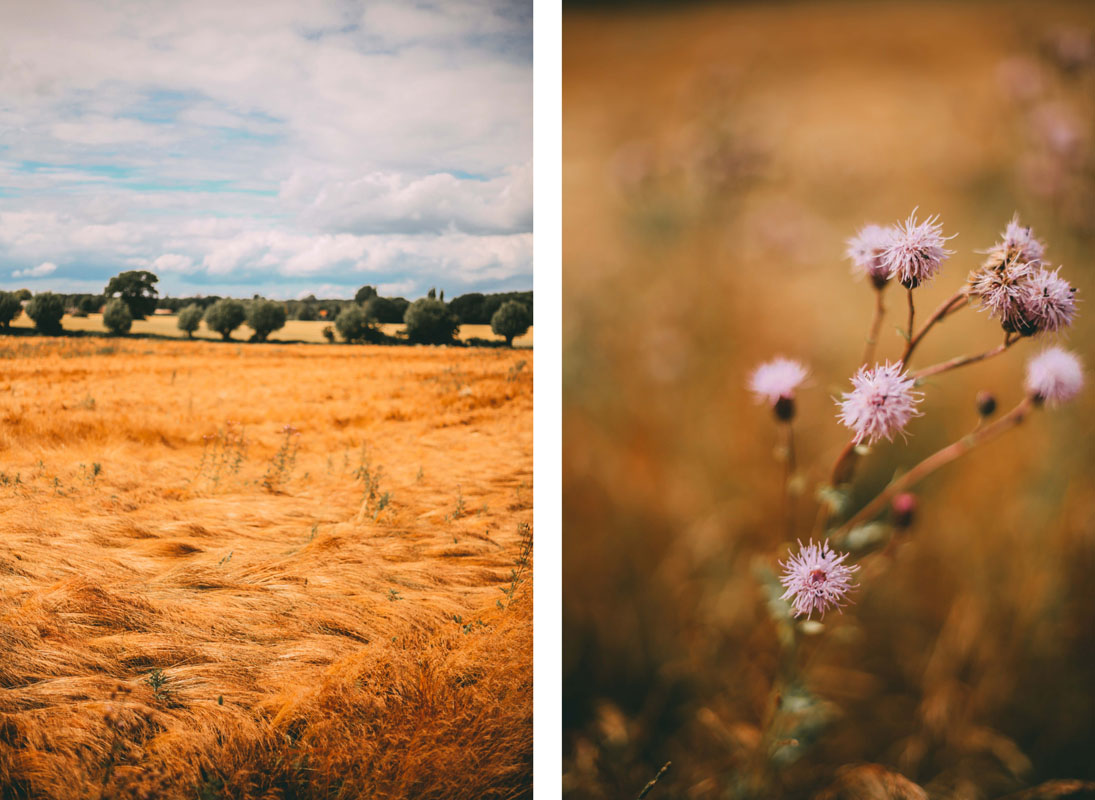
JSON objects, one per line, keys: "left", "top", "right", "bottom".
{"left": 9, "top": 314, "right": 534, "bottom": 348}
{"left": 0, "top": 336, "right": 532, "bottom": 799}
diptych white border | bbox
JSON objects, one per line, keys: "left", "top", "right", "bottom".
{"left": 532, "top": 0, "right": 562, "bottom": 795}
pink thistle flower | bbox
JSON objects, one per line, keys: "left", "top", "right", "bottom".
{"left": 880, "top": 210, "right": 954, "bottom": 289}
{"left": 836, "top": 362, "right": 923, "bottom": 445}
{"left": 999, "top": 215, "right": 1046, "bottom": 265}
{"left": 968, "top": 256, "right": 1039, "bottom": 329}
{"left": 846, "top": 224, "right": 896, "bottom": 288}
{"left": 779, "top": 539, "right": 859, "bottom": 619}
{"left": 1025, "top": 347, "right": 1084, "bottom": 406}
{"left": 1017, "top": 268, "right": 1078, "bottom": 335}
{"left": 749, "top": 357, "right": 808, "bottom": 419}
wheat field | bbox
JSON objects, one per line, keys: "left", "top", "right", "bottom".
{"left": 0, "top": 336, "right": 532, "bottom": 799}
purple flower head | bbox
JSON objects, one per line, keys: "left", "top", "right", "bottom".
{"left": 1017, "top": 268, "right": 1078, "bottom": 335}
{"left": 880, "top": 210, "right": 954, "bottom": 289}
{"left": 1000, "top": 215, "right": 1046, "bottom": 265}
{"left": 749, "top": 357, "right": 808, "bottom": 407}
{"left": 837, "top": 362, "right": 923, "bottom": 445}
{"left": 1025, "top": 347, "right": 1084, "bottom": 406}
{"left": 968, "top": 256, "right": 1039, "bottom": 329}
{"left": 779, "top": 539, "right": 859, "bottom": 619}
{"left": 846, "top": 224, "right": 896, "bottom": 287}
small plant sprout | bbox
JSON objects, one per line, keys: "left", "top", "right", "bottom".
{"left": 500, "top": 522, "right": 533, "bottom": 610}
{"left": 147, "top": 669, "right": 170, "bottom": 702}
{"left": 263, "top": 424, "right": 301, "bottom": 491}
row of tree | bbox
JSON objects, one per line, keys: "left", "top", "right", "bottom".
{"left": 0, "top": 272, "right": 533, "bottom": 347}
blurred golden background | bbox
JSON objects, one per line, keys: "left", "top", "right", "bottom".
{"left": 563, "top": 2, "right": 1095, "bottom": 798}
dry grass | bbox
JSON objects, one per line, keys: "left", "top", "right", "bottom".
{"left": 0, "top": 336, "right": 532, "bottom": 799}
{"left": 9, "top": 314, "right": 533, "bottom": 347}
{"left": 564, "top": 2, "right": 1095, "bottom": 799}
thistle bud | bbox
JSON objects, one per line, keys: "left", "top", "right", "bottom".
{"left": 976, "top": 391, "right": 997, "bottom": 418}
{"left": 891, "top": 493, "right": 917, "bottom": 529}
{"left": 773, "top": 395, "right": 795, "bottom": 422}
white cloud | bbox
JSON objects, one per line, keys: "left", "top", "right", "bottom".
{"left": 13, "top": 261, "right": 57, "bottom": 277}
{"left": 150, "top": 253, "right": 196, "bottom": 273}
{"left": 0, "top": 0, "right": 531, "bottom": 298}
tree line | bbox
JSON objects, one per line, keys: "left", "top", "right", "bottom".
{"left": 0, "top": 272, "right": 532, "bottom": 347}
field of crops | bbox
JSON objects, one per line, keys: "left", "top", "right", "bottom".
{"left": 8, "top": 313, "right": 533, "bottom": 348}
{"left": 0, "top": 336, "right": 533, "bottom": 798}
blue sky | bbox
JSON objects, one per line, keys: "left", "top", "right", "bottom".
{"left": 0, "top": 0, "right": 532, "bottom": 300}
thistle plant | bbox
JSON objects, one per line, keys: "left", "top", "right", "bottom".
{"left": 744, "top": 210, "right": 1084, "bottom": 794}
{"left": 262, "top": 424, "right": 301, "bottom": 491}
{"left": 194, "top": 420, "right": 248, "bottom": 489}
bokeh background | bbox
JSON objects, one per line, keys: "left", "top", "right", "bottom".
{"left": 563, "top": 2, "right": 1095, "bottom": 798}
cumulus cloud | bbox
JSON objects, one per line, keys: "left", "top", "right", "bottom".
{"left": 0, "top": 0, "right": 531, "bottom": 298}
{"left": 13, "top": 261, "right": 57, "bottom": 278}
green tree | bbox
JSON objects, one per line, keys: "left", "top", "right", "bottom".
{"left": 354, "top": 285, "right": 378, "bottom": 305}
{"left": 177, "top": 304, "right": 203, "bottom": 339}
{"left": 203, "top": 299, "right": 246, "bottom": 341}
{"left": 77, "top": 295, "right": 102, "bottom": 315}
{"left": 14, "top": 289, "right": 31, "bottom": 302}
{"left": 364, "top": 296, "right": 408, "bottom": 324}
{"left": 104, "top": 270, "right": 159, "bottom": 319}
{"left": 25, "top": 292, "right": 65, "bottom": 334}
{"left": 335, "top": 305, "right": 381, "bottom": 343}
{"left": 103, "top": 298, "right": 133, "bottom": 335}
{"left": 404, "top": 298, "right": 459, "bottom": 345}
{"left": 0, "top": 291, "right": 23, "bottom": 329}
{"left": 296, "top": 303, "right": 318, "bottom": 321}
{"left": 490, "top": 300, "right": 532, "bottom": 347}
{"left": 247, "top": 299, "right": 287, "bottom": 342}
{"left": 449, "top": 292, "right": 486, "bottom": 324}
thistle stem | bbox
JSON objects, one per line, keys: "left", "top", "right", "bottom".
{"left": 814, "top": 437, "right": 859, "bottom": 537}
{"left": 783, "top": 421, "right": 796, "bottom": 539}
{"left": 912, "top": 333, "right": 1018, "bottom": 381}
{"left": 830, "top": 438, "right": 858, "bottom": 486}
{"left": 637, "top": 762, "right": 672, "bottom": 800}
{"left": 900, "top": 289, "right": 969, "bottom": 367}
{"left": 862, "top": 287, "right": 886, "bottom": 366}
{"left": 905, "top": 288, "right": 915, "bottom": 354}
{"left": 834, "top": 396, "right": 1035, "bottom": 537}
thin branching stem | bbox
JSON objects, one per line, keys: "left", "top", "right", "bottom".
{"left": 862, "top": 287, "right": 886, "bottom": 366}
{"left": 830, "top": 438, "right": 858, "bottom": 486}
{"left": 900, "top": 289, "right": 969, "bottom": 367}
{"left": 813, "top": 437, "right": 859, "bottom": 536}
{"left": 913, "top": 332, "right": 1019, "bottom": 381}
{"left": 783, "top": 421, "right": 796, "bottom": 539}
{"left": 834, "top": 396, "right": 1035, "bottom": 537}
{"left": 904, "top": 287, "right": 915, "bottom": 355}
{"left": 637, "top": 762, "right": 671, "bottom": 799}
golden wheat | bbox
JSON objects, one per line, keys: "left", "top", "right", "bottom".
{"left": 0, "top": 336, "right": 532, "bottom": 799}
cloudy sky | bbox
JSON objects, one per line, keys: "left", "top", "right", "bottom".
{"left": 0, "top": 0, "right": 531, "bottom": 300}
